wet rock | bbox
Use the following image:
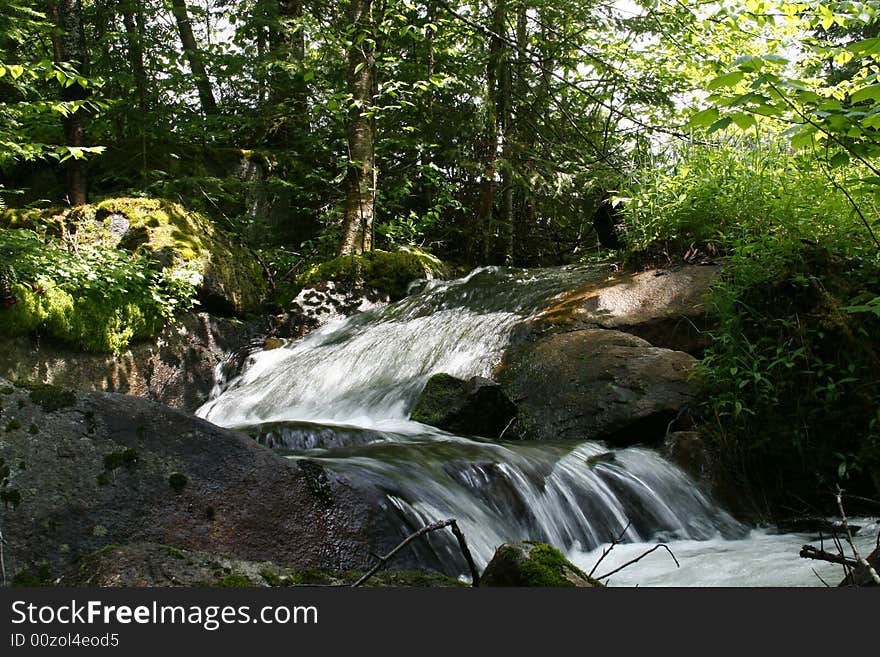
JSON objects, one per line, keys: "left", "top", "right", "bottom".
{"left": 525, "top": 264, "right": 721, "bottom": 355}
{"left": 0, "top": 312, "right": 268, "bottom": 412}
{"left": 497, "top": 329, "right": 696, "bottom": 446}
{"left": 410, "top": 373, "right": 519, "bottom": 439}
{"left": 63, "top": 542, "right": 466, "bottom": 588}
{"left": 481, "top": 541, "right": 601, "bottom": 587}
{"left": 0, "top": 379, "right": 398, "bottom": 584}
{"left": 243, "top": 420, "right": 389, "bottom": 451}
{"left": 663, "top": 431, "right": 713, "bottom": 484}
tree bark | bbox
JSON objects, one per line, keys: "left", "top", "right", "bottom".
{"left": 469, "top": 0, "right": 506, "bottom": 264}
{"left": 119, "top": 0, "right": 148, "bottom": 112}
{"left": 170, "top": 0, "right": 217, "bottom": 115}
{"left": 338, "top": 0, "right": 376, "bottom": 255}
{"left": 49, "top": 0, "right": 89, "bottom": 206}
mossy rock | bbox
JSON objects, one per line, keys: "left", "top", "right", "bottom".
{"left": 2, "top": 198, "right": 266, "bottom": 317}
{"left": 297, "top": 248, "right": 445, "bottom": 301}
{"left": 481, "top": 541, "right": 603, "bottom": 587}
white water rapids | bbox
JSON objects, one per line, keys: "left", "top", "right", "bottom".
{"left": 197, "top": 265, "right": 878, "bottom": 586}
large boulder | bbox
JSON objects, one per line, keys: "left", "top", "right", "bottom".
{"left": 0, "top": 312, "right": 267, "bottom": 412}
{"left": 525, "top": 265, "right": 720, "bottom": 355}
{"left": 63, "top": 542, "right": 464, "bottom": 588}
{"left": 410, "top": 374, "right": 518, "bottom": 439}
{"left": 481, "top": 541, "right": 602, "bottom": 587}
{"left": 0, "top": 379, "right": 395, "bottom": 585}
{"left": 496, "top": 329, "right": 697, "bottom": 446}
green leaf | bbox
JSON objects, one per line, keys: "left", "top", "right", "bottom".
{"left": 850, "top": 84, "right": 880, "bottom": 104}
{"left": 707, "top": 71, "right": 745, "bottom": 90}
{"left": 829, "top": 151, "right": 850, "bottom": 168}
{"left": 731, "top": 113, "right": 757, "bottom": 130}
{"left": 847, "top": 37, "right": 880, "bottom": 56}
{"left": 708, "top": 117, "right": 733, "bottom": 133}
{"left": 687, "top": 107, "right": 720, "bottom": 129}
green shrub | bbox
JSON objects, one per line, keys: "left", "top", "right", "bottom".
{"left": 0, "top": 228, "right": 196, "bottom": 354}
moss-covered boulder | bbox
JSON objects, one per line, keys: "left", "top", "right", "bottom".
{"left": 296, "top": 248, "right": 446, "bottom": 302}
{"left": 481, "top": 541, "right": 602, "bottom": 587}
{"left": 1, "top": 197, "right": 266, "bottom": 324}
{"left": 410, "top": 373, "right": 519, "bottom": 439}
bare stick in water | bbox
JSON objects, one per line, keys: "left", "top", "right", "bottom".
{"left": 352, "top": 518, "right": 480, "bottom": 587}
{"left": 588, "top": 521, "right": 632, "bottom": 578}
{"left": 596, "top": 544, "right": 680, "bottom": 582}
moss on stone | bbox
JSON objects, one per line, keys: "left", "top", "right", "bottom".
{"left": 218, "top": 574, "right": 252, "bottom": 587}
{"left": 1, "top": 488, "right": 22, "bottom": 509}
{"left": 5, "top": 418, "right": 21, "bottom": 432}
{"left": 481, "top": 541, "right": 603, "bottom": 588}
{"left": 21, "top": 382, "right": 76, "bottom": 412}
{"left": 169, "top": 472, "right": 188, "bottom": 493}
{"left": 297, "top": 248, "right": 444, "bottom": 301}
{"left": 410, "top": 373, "right": 462, "bottom": 426}
{"left": 103, "top": 448, "right": 139, "bottom": 471}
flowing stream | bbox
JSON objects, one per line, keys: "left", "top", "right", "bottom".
{"left": 197, "top": 265, "right": 878, "bottom": 586}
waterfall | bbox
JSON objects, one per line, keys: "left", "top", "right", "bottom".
{"left": 196, "top": 264, "right": 868, "bottom": 585}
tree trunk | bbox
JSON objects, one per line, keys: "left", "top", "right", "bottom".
{"left": 119, "top": 0, "right": 148, "bottom": 112}
{"left": 266, "top": 0, "right": 310, "bottom": 146}
{"left": 420, "top": 0, "right": 436, "bottom": 212}
{"left": 50, "top": 0, "right": 89, "bottom": 206}
{"left": 338, "top": 0, "right": 376, "bottom": 256}
{"left": 170, "top": 0, "right": 217, "bottom": 115}
{"left": 469, "top": 0, "right": 506, "bottom": 264}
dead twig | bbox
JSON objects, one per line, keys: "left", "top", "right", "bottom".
{"left": 588, "top": 521, "right": 632, "bottom": 579}
{"left": 596, "top": 544, "right": 680, "bottom": 582}
{"left": 836, "top": 486, "right": 880, "bottom": 586}
{"left": 352, "top": 518, "right": 480, "bottom": 588}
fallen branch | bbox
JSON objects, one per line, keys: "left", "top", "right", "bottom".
{"left": 596, "top": 544, "right": 680, "bottom": 582}
{"left": 799, "top": 545, "right": 859, "bottom": 569}
{"left": 352, "top": 518, "right": 480, "bottom": 588}
{"left": 836, "top": 486, "right": 880, "bottom": 586}
{"left": 588, "top": 521, "right": 632, "bottom": 579}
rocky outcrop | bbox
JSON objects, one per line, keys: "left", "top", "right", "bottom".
{"left": 481, "top": 541, "right": 601, "bottom": 587}
{"left": 496, "top": 329, "right": 696, "bottom": 446}
{"left": 62, "top": 542, "right": 464, "bottom": 588}
{"left": 0, "top": 379, "right": 397, "bottom": 584}
{"left": 0, "top": 313, "right": 267, "bottom": 412}
{"left": 410, "top": 374, "right": 518, "bottom": 439}
{"left": 523, "top": 264, "right": 721, "bottom": 355}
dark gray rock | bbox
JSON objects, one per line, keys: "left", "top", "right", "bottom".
{"left": 496, "top": 329, "right": 697, "bottom": 446}
{"left": 410, "top": 373, "right": 518, "bottom": 439}
{"left": 0, "top": 380, "right": 396, "bottom": 584}
{"left": 0, "top": 312, "right": 268, "bottom": 412}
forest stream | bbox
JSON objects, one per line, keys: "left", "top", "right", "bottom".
{"left": 196, "top": 265, "right": 878, "bottom": 586}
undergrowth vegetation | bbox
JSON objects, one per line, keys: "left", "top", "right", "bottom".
{"left": 619, "top": 136, "right": 880, "bottom": 516}
{"left": 0, "top": 228, "right": 196, "bottom": 354}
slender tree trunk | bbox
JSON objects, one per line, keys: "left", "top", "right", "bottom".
{"left": 49, "top": 0, "right": 89, "bottom": 206}
{"left": 338, "top": 0, "right": 376, "bottom": 255}
{"left": 469, "top": 0, "right": 506, "bottom": 264}
{"left": 266, "top": 0, "right": 310, "bottom": 146}
{"left": 170, "top": 0, "right": 217, "bottom": 115}
{"left": 119, "top": 0, "right": 148, "bottom": 112}
{"left": 420, "top": 0, "right": 436, "bottom": 212}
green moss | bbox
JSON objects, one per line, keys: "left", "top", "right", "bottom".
{"left": 12, "top": 563, "right": 54, "bottom": 587}
{"left": 169, "top": 472, "right": 188, "bottom": 493}
{"left": 410, "top": 373, "right": 462, "bottom": 426}
{"left": 5, "top": 418, "right": 21, "bottom": 432}
{"left": 0, "top": 386, "right": 14, "bottom": 394}
{"left": 1, "top": 488, "right": 22, "bottom": 509}
{"left": 260, "top": 570, "right": 287, "bottom": 586}
{"left": 217, "top": 574, "right": 252, "bottom": 587}
{"left": 96, "top": 471, "right": 112, "bottom": 486}
{"left": 483, "top": 542, "right": 603, "bottom": 588}
{"left": 165, "top": 546, "right": 188, "bottom": 560}
{"left": 18, "top": 382, "right": 77, "bottom": 412}
{"left": 297, "top": 249, "right": 444, "bottom": 301}
{"left": 28, "top": 423, "right": 39, "bottom": 434}
{"left": 103, "top": 448, "right": 139, "bottom": 471}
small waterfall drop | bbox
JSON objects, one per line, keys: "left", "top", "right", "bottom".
{"left": 196, "top": 264, "right": 857, "bottom": 585}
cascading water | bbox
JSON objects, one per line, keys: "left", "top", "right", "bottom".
{"left": 197, "top": 265, "right": 877, "bottom": 586}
